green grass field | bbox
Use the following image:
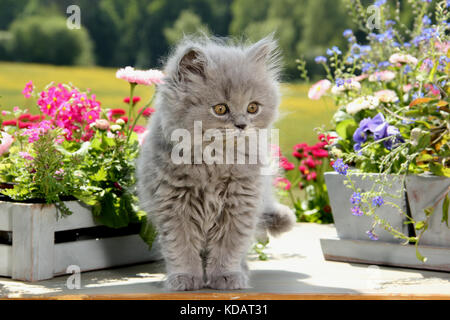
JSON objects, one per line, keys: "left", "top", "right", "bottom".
{"left": 0, "top": 62, "right": 337, "bottom": 158}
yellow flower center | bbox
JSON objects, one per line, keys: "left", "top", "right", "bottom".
{"left": 47, "top": 104, "right": 51, "bottom": 109}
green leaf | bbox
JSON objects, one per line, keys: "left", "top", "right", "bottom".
{"left": 415, "top": 247, "right": 428, "bottom": 263}
{"left": 140, "top": 218, "right": 158, "bottom": 250}
{"left": 443, "top": 193, "right": 449, "bottom": 227}
{"left": 424, "top": 206, "right": 434, "bottom": 217}
{"left": 336, "top": 119, "right": 357, "bottom": 140}
{"left": 90, "top": 166, "right": 107, "bottom": 182}
{"left": 415, "top": 220, "right": 426, "bottom": 230}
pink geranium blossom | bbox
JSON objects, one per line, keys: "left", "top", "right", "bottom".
{"left": 368, "top": 70, "right": 396, "bottom": 82}
{"left": 308, "top": 79, "right": 331, "bottom": 100}
{"left": 116, "top": 67, "right": 164, "bottom": 86}
{"left": 375, "top": 89, "right": 398, "bottom": 103}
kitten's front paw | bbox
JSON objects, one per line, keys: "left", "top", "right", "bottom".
{"left": 208, "top": 272, "right": 249, "bottom": 290}
{"left": 166, "top": 273, "right": 203, "bottom": 291}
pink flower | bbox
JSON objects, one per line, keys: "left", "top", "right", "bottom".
{"left": 0, "top": 132, "right": 13, "bottom": 156}
{"left": 22, "top": 81, "right": 34, "bottom": 98}
{"left": 306, "top": 171, "right": 317, "bottom": 181}
{"left": 13, "top": 106, "right": 20, "bottom": 113}
{"left": 375, "top": 89, "right": 398, "bottom": 103}
{"left": 19, "top": 151, "right": 34, "bottom": 161}
{"left": 133, "top": 125, "right": 146, "bottom": 134}
{"left": 311, "top": 149, "right": 329, "bottom": 158}
{"left": 138, "top": 107, "right": 155, "bottom": 118}
{"left": 280, "top": 157, "right": 295, "bottom": 171}
{"left": 1, "top": 111, "right": 8, "bottom": 116}
{"left": 369, "top": 70, "right": 396, "bottom": 82}
{"left": 308, "top": 79, "right": 331, "bottom": 100}
{"left": 273, "top": 177, "right": 291, "bottom": 191}
{"left": 21, "top": 120, "right": 54, "bottom": 143}
{"left": 116, "top": 67, "right": 165, "bottom": 86}
{"left": 94, "top": 119, "right": 110, "bottom": 130}
{"left": 124, "top": 96, "right": 141, "bottom": 105}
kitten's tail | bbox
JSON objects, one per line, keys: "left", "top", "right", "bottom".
{"left": 260, "top": 202, "right": 297, "bottom": 237}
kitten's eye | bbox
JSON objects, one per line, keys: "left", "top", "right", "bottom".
{"left": 213, "top": 104, "right": 228, "bottom": 115}
{"left": 247, "top": 102, "right": 259, "bottom": 114}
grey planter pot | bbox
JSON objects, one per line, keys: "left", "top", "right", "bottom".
{"left": 406, "top": 175, "right": 450, "bottom": 247}
{"left": 0, "top": 200, "right": 161, "bottom": 281}
{"left": 324, "top": 171, "right": 408, "bottom": 243}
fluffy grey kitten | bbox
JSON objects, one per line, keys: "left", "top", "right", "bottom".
{"left": 137, "top": 36, "right": 296, "bottom": 291}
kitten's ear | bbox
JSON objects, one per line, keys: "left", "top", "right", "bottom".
{"left": 247, "top": 35, "right": 281, "bottom": 79}
{"left": 177, "top": 48, "right": 207, "bottom": 81}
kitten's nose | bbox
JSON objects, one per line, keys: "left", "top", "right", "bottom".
{"left": 235, "top": 123, "right": 247, "bottom": 130}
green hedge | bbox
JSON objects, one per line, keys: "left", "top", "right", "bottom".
{"left": 7, "top": 15, "right": 94, "bottom": 65}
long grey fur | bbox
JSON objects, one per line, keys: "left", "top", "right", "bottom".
{"left": 137, "top": 35, "right": 296, "bottom": 291}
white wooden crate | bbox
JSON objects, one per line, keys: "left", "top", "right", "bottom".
{"left": 0, "top": 200, "right": 161, "bottom": 281}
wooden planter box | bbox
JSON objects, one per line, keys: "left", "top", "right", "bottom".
{"left": 321, "top": 172, "right": 450, "bottom": 272}
{"left": 0, "top": 200, "right": 161, "bottom": 281}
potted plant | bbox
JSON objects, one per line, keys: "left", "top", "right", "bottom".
{"left": 305, "top": 0, "right": 449, "bottom": 271}
{"left": 0, "top": 67, "right": 163, "bottom": 281}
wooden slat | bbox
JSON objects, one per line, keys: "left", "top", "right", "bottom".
{"left": 0, "top": 244, "right": 12, "bottom": 276}
{"left": 0, "top": 202, "right": 14, "bottom": 231}
{"left": 53, "top": 235, "right": 162, "bottom": 275}
{"left": 11, "top": 204, "right": 55, "bottom": 281}
{"left": 320, "top": 238, "right": 450, "bottom": 272}
{"left": 11, "top": 293, "right": 450, "bottom": 300}
{"left": 54, "top": 201, "right": 98, "bottom": 232}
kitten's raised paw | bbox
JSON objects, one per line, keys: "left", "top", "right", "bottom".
{"left": 166, "top": 273, "right": 203, "bottom": 291}
{"left": 208, "top": 272, "right": 249, "bottom": 290}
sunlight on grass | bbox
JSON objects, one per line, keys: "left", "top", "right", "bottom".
{"left": 0, "top": 62, "right": 337, "bottom": 155}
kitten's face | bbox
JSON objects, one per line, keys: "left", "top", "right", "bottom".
{"left": 161, "top": 37, "right": 281, "bottom": 135}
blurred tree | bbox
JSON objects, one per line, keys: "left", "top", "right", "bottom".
{"left": 164, "top": 10, "right": 210, "bottom": 46}
{"left": 0, "top": 0, "right": 29, "bottom": 29}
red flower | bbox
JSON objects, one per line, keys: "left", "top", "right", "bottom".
{"left": 29, "top": 115, "right": 43, "bottom": 122}
{"left": 123, "top": 96, "right": 141, "bottom": 105}
{"left": 280, "top": 157, "right": 295, "bottom": 171}
{"left": 107, "top": 108, "right": 126, "bottom": 121}
{"left": 138, "top": 107, "right": 155, "bottom": 118}
{"left": 306, "top": 171, "right": 317, "bottom": 181}
{"left": 133, "top": 125, "right": 146, "bottom": 133}
{"left": 304, "top": 156, "right": 316, "bottom": 169}
{"left": 119, "top": 116, "right": 129, "bottom": 123}
{"left": 292, "top": 150, "right": 306, "bottom": 159}
{"left": 312, "top": 149, "right": 329, "bottom": 158}
{"left": 18, "top": 121, "right": 32, "bottom": 129}
{"left": 299, "top": 165, "right": 309, "bottom": 175}
{"left": 2, "top": 120, "right": 17, "bottom": 126}
{"left": 18, "top": 113, "right": 31, "bottom": 121}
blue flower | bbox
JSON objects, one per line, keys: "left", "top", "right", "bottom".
{"left": 378, "top": 61, "right": 391, "bottom": 69}
{"left": 343, "top": 29, "right": 353, "bottom": 38}
{"left": 315, "top": 56, "right": 327, "bottom": 64}
{"left": 374, "top": 0, "right": 386, "bottom": 7}
{"left": 327, "top": 46, "right": 342, "bottom": 56}
{"left": 353, "top": 113, "right": 403, "bottom": 151}
{"left": 350, "top": 192, "right": 362, "bottom": 205}
{"left": 422, "top": 15, "right": 431, "bottom": 25}
{"left": 351, "top": 206, "right": 364, "bottom": 216}
{"left": 366, "top": 230, "right": 379, "bottom": 241}
{"left": 362, "top": 62, "right": 375, "bottom": 73}
{"left": 332, "top": 158, "right": 349, "bottom": 175}
{"left": 372, "top": 196, "right": 384, "bottom": 207}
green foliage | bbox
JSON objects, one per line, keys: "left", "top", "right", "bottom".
{"left": 7, "top": 15, "right": 94, "bottom": 65}
{"left": 164, "top": 10, "right": 210, "bottom": 46}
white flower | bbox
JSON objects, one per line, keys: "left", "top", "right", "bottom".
{"left": 331, "top": 79, "right": 361, "bottom": 94}
{"left": 389, "top": 53, "right": 418, "bottom": 65}
{"left": 345, "top": 96, "right": 379, "bottom": 115}
{"left": 368, "top": 70, "right": 396, "bottom": 82}
{"left": 115, "top": 119, "right": 125, "bottom": 125}
{"left": 375, "top": 89, "right": 398, "bottom": 103}
{"left": 110, "top": 124, "right": 122, "bottom": 132}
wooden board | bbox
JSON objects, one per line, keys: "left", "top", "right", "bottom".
{"left": 53, "top": 235, "right": 162, "bottom": 275}
{"left": 0, "top": 244, "right": 11, "bottom": 275}
{"left": 320, "top": 238, "right": 450, "bottom": 272}
{"left": 8, "top": 293, "right": 450, "bottom": 300}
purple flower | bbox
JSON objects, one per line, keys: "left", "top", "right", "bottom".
{"left": 315, "top": 56, "right": 327, "bottom": 64}
{"left": 353, "top": 113, "right": 403, "bottom": 151}
{"left": 350, "top": 192, "right": 362, "bottom": 205}
{"left": 372, "top": 196, "right": 384, "bottom": 207}
{"left": 351, "top": 206, "right": 364, "bottom": 216}
{"left": 366, "top": 230, "right": 379, "bottom": 241}
{"left": 332, "top": 158, "right": 349, "bottom": 175}
{"left": 343, "top": 29, "right": 353, "bottom": 38}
